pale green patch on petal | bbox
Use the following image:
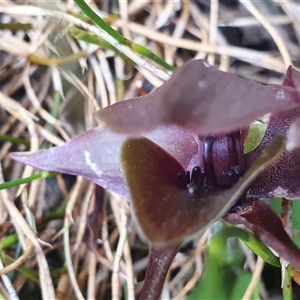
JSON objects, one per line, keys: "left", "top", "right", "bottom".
{"left": 244, "top": 123, "right": 268, "bottom": 154}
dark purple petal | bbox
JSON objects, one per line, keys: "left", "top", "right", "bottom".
{"left": 99, "top": 60, "right": 300, "bottom": 136}
{"left": 121, "top": 135, "right": 285, "bottom": 245}
{"left": 10, "top": 126, "right": 197, "bottom": 200}
{"left": 11, "top": 128, "right": 130, "bottom": 198}
{"left": 147, "top": 125, "right": 198, "bottom": 170}
{"left": 246, "top": 66, "right": 300, "bottom": 199}
{"left": 224, "top": 198, "right": 300, "bottom": 269}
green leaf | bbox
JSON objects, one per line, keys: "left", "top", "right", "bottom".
{"left": 188, "top": 227, "right": 263, "bottom": 300}
{"left": 219, "top": 226, "right": 280, "bottom": 267}
{"left": 230, "top": 272, "right": 260, "bottom": 300}
{"left": 188, "top": 229, "right": 239, "bottom": 300}
{"left": 244, "top": 123, "right": 268, "bottom": 154}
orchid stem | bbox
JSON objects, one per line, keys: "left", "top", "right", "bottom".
{"left": 140, "top": 244, "right": 181, "bottom": 300}
{"left": 282, "top": 268, "right": 293, "bottom": 300}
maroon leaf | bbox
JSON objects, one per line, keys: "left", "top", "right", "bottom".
{"left": 224, "top": 198, "right": 300, "bottom": 269}
{"left": 99, "top": 60, "right": 300, "bottom": 136}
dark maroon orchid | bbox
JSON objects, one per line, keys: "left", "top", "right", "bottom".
{"left": 120, "top": 134, "right": 284, "bottom": 245}
{"left": 10, "top": 60, "right": 300, "bottom": 298}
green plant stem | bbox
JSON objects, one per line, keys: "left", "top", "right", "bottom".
{"left": 0, "top": 172, "right": 54, "bottom": 190}
{"left": 282, "top": 267, "right": 293, "bottom": 300}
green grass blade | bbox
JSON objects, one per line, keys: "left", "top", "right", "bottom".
{"left": 0, "top": 172, "right": 54, "bottom": 190}
{"left": 0, "top": 135, "right": 30, "bottom": 149}
{"left": 73, "top": 0, "right": 174, "bottom": 71}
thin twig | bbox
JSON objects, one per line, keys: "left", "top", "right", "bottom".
{"left": 239, "top": 0, "right": 292, "bottom": 67}
{"left": 242, "top": 257, "right": 265, "bottom": 300}
{"left": 111, "top": 196, "right": 129, "bottom": 300}
{"left": 0, "top": 258, "right": 20, "bottom": 300}
{"left": 64, "top": 176, "right": 85, "bottom": 300}
{"left": 0, "top": 5, "right": 171, "bottom": 81}
{"left": 0, "top": 164, "right": 55, "bottom": 300}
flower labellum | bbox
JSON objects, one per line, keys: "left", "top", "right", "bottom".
{"left": 121, "top": 135, "right": 286, "bottom": 245}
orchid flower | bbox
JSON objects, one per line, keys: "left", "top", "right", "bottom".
{"left": 10, "top": 60, "right": 300, "bottom": 298}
